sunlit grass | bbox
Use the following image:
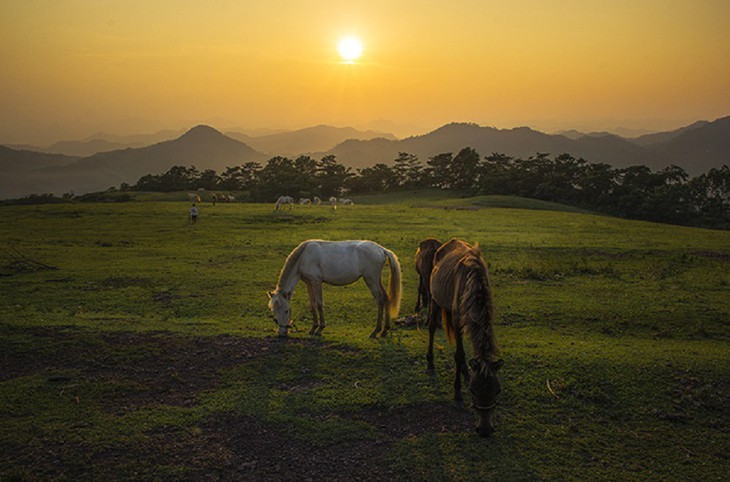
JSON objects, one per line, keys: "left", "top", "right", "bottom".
{"left": 0, "top": 192, "right": 728, "bottom": 480}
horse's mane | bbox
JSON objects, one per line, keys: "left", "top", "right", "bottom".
{"left": 454, "top": 246, "right": 499, "bottom": 362}
{"left": 277, "top": 241, "right": 308, "bottom": 290}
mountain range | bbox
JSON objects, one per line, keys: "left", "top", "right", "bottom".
{"left": 1, "top": 117, "right": 728, "bottom": 199}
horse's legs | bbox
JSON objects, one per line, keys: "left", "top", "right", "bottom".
{"left": 363, "top": 274, "right": 387, "bottom": 337}
{"left": 426, "top": 301, "right": 439, "bottom": 375}
{"left": 453, "top": 324, "right": 466, "bottom": 405}
{"left": 305, "top": 281, "right": 320, "bottom": 335}
{"left": 415, "top": 275, "right": 423, "bottom": 312}
{"left": 311, "top": 282, "right": 326, "bottom": 335}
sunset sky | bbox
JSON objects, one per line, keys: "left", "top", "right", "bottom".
{"left": 2, "top": 0, "right": 729, "bottom": 144}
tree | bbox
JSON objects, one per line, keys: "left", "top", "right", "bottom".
{"left": 478, "top": 153, "right": 514, "bottom": 195}
{"left": 392, "top": 152, "right": 422, "bottom": 188}
{"left": 317, "top": 155, "right": 352, "bottom": 197}
{"left": 256, "top": 157, "right": 305, "bottom": 201}
{"left": 689, "top": 165, "right": 730, "bottom": 227}
{"left": 424, "top": 153, "right": 453, "bottom": 188}
{"left": 347, "top": 164, "right": 395, "bottom": 193}
{"left": 197, "top": 169, "right": 220, "bottom": 190}
{"left": 450, "top": 147, "right": 481, "bottom": 191}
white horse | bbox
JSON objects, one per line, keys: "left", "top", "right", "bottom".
{"left": 341, "top": 198, "right": 354, "bottom": 206}
{"left": 299, "top": 198, "right": 312, "bottom": 205}
{"left": 329, "top": 196, "right": 337, "bottom": 210}
{"left": 275, "top": 195, "right": 294, "bottom": 210}
{"left": 313, "top": 196, "right": 321, "bottom": 205}
{"left": 268, "top": 240, "right": 402, "bottom": 338}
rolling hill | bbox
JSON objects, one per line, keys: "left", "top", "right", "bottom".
{"left": 225, "top": 125, "right": 397, "bottom": 156}
{"left": 1, "top": 117, "right": 728, "bottom": 199}
{"left": 325, "top": 117, "right": 729, "bottom": 174}
{"left": 0, "top": 126, "right": 266, "bottom": 198}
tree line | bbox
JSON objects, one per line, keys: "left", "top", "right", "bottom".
{"left": 122, "top": 149, "right": 727, "bottom": 229}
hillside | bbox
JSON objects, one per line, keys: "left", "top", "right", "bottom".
{"left": 326, "top": 117, "right": 729, "bottom": 175}
{"left": 1, "top": 117, "right": 728, "bottom": 199}
{"left": 0, "top": 126, "right": 266, "bottom": 198}
{"left": 226, "top": 125, "right": 396, "bottom": 156}
{"left": 649, "top": 116, "right": 730, "bottom": 174}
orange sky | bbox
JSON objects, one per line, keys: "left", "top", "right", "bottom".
{"left": 2, "top": 0, "right": 729, "bottom": 144}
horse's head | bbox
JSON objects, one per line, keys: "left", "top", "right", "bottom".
{"left": 468, "top": 358, "right": 503, "bottom": 437}
{"left": 267, "top": 289, "right": 293, "bottom": 337}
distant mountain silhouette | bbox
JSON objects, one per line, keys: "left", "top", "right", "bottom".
{"left": 326, "top": 123, "right": 659, "bottom": 170}
{"left": 9, "top": 129, "right": 186, "bottom": 157}
{"left": 325, "top": 118, "right": 729, "bottom": 175}
{"left": 1, "top": 118, "right": 728, "bottom": 199}
{"left": 648, "top": 116, "right": 730, "bottom": 174}
{"left": 0, "top": 145, "right": 78, "bottom": 172}
{"left": 0, "top": 126, "right": 265, "bottom": 198}
{"left": 630, "top": 120, "right": 709, "bottom": 147}
{"left": 225, "top": 125, "right": 397, "bottom": 156}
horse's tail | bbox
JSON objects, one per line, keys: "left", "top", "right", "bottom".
{"left": 384, "top": 248, "right": 402, "bottom": 319}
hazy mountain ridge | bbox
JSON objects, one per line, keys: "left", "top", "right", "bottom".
{"left": 1, "top": 117, "right": 728, "bottom": 199}
{"left": 326, "top": 122, "right": 660, "bottom": 170}
{"left": 0, "top": 125, "right": 267, "bottom": 198}
{"left": 325, "top": 117, "right": 729, "bottom": 174}
{"left": 225, "top": 125, "right": 397, "bottom": 156}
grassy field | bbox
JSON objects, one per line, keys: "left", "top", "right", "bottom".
{"left": 1, "top": 191, "right": 728, "bottom": 480}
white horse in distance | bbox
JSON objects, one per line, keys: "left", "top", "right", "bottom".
{"left": 341, "top": 198, "right": 354, "bottom": 206}
{"left": 329, "top": 196, "right": 337, "bottom": 210}
{"left": 299, "top": 198, "right": 312, "bottom": 205}
{"left": 268, "top": 240, "right": 402, "bottom": 338}
{"left": 275, "top": 195, "right": 294, "bottom": 210}
{"left": 313, "top": 196, "right": 321, "bottom": 205}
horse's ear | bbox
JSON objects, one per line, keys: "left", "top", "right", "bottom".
{"left": 492, "top": 359, "right": 504, "bottom": 371}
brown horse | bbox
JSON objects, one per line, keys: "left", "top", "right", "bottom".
{"left": 426, "top": 238, "right": 503, "bottom": 437}
{"left": 414, "top": 238, "right": 442, "bottom": 312}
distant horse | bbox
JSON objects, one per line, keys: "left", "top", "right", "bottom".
{"left": 426, "top": 238, "right": 503, "bottom": 437}
{"left": 275, "top": 195, "right": 294, "bottom": 210}
{"left": 329, "top": 197, "right": 337, "bottom": 210}
{"left": 268, "top": 240, "right": 402, "bottom": 338}
{"left": 414, "top": 238, "right": 442, "bottom": 312}
{"left": 313, "top": 196, "right": 321, "bottom": 205}
{"left": 341, "top": 198, "right": 354, "bottom": 206}
{"left": 299, "top": 198, "right": 312, "bottom": 205}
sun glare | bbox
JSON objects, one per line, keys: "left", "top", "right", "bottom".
{"left": 337, "top": 36, "right": 363, "bottom": 63}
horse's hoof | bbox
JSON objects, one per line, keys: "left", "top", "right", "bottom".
{"left": 380, "top": 331, "right": 388, "bottom": 337}
{"left": 369, "top": 331, "right": 378, "bottom": 339}
{"left": 426, "top": 367, "right": 435, "bottom": 376}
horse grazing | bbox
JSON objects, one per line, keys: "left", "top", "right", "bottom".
{"left": 426, "top": 238, "right": 503, "bottom": 437}
{"left": 275, "top": 195, "right": 294, "bottom": 210}
{"left": 299, "top": 198, "right": 312, "bottom": 205}
{"left": 313, "top": 196, "right": 321, "bottom": 205}
{"left": 268, "top": 240, "right": 402, "bottom": 338}
{"left": 414, "top": 237, "right": 442, "bottom": 312}
{"left": 329, "top": 196, "right": 337, "bottom": 210}
{"left": 341, "top": 198, "right": 354, "bottom": 206}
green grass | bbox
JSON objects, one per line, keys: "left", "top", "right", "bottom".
{"left": 1, "top": 192, "right": 728, "bottom": 480}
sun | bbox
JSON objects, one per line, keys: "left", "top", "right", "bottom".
{"left": 337, "top": 36, "right": 363, "bottom": 63}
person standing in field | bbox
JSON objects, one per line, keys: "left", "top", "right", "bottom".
{"left": 189, "top": 203, "right": 199, "bottom": 224}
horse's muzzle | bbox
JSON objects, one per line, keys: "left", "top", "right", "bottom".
{"left": 475, "top": 424, "right": 495, "bottom": 437}
{"left": 277, "top": 322, "right": 292, "bottom": 337}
